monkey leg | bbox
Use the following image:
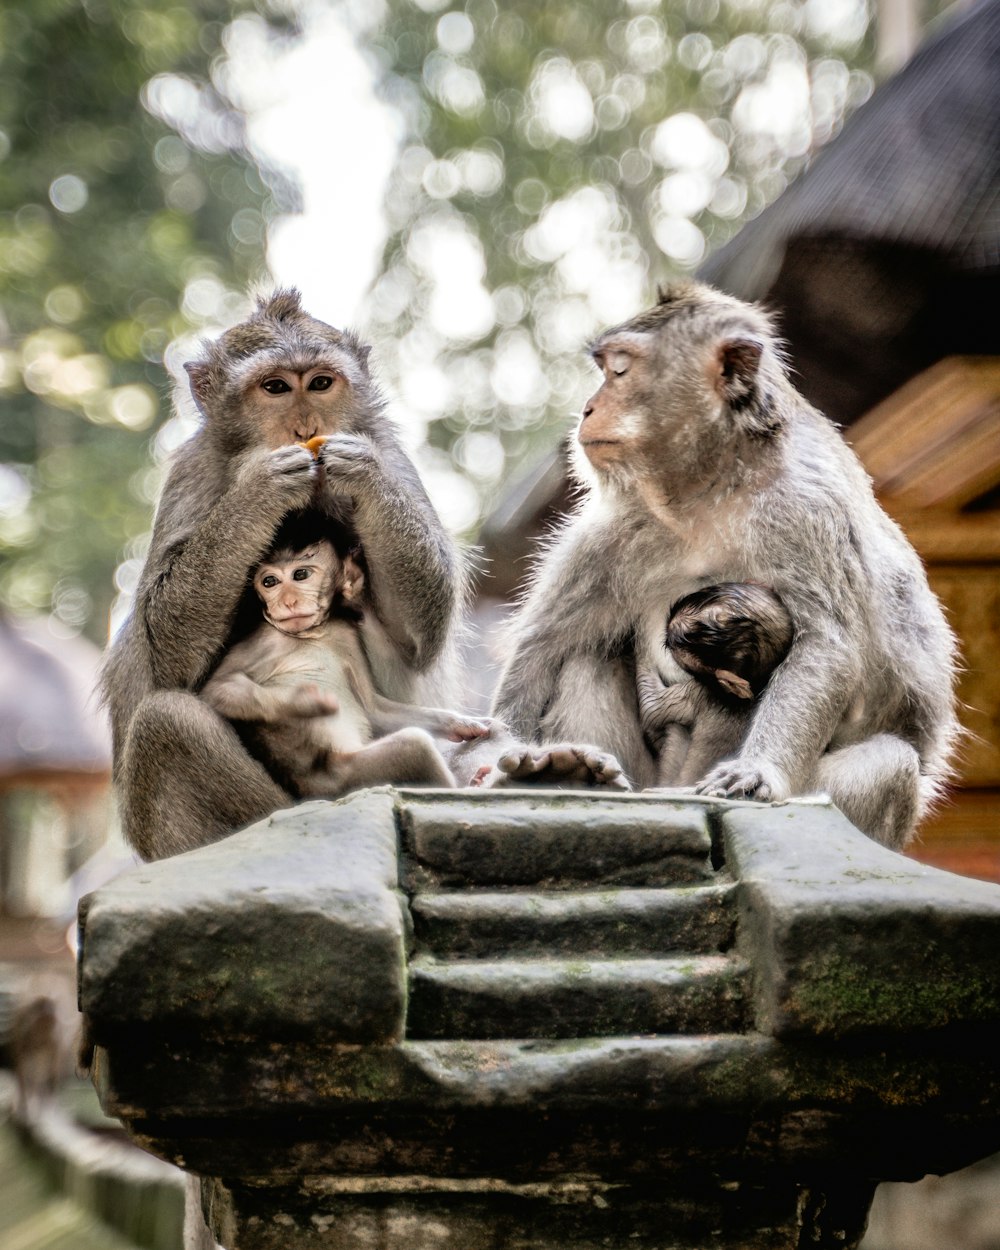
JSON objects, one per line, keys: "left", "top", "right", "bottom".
{"left": 540, "top": 654, "right": 657, "bottom": 788}
{"left": 300, "top": 728, "right": 457, "bottom": 797}
{"left": 812, "top": 734, "right": 922, "bottom": 850}
{"left": 119, "top": 691, "right": 291, "bottom": 861}
{"left": 658, "top": 725, "right": 693, "bottom": 785}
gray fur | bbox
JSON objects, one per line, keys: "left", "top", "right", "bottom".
{"left": 101, "top": 291, "right": 463, "bottom": 860}
{"left": 493, "top": 281, "right": 959, "bottom": 848}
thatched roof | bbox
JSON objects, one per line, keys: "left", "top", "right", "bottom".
{"left": 700, "top": 0, "right": 1000, "bottom": 424}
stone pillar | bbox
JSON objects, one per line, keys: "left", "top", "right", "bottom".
{"left": 78, "top": 790, "right": 1000, "bottom": 1249}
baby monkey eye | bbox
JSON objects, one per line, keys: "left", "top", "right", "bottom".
{"left": 261, "top": 574, "right": 278, "bottom": 588}
{"left": 292, "top": 567, "right": 311, "bottom": 581}
{"left": 308, "top": 374, "right": 335, "bottom": 392}
{"left": 261, "top": 377, "right": 292, "bottom": 395}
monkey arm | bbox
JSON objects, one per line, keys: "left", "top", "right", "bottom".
{"left": 319, "top": 434, "right": 461, "bottom": 673}
{"left": 139, "top": 445, "right": 317, "bottom": 691}
{"left": 636, "top": 669, "right": 699, "bottom": 736}
{"left": 697, "top": 624, "right": 860, "bottom": 801}
{"left": 202, "top": 665, "right": 338, "bottom": 724}
{"left": 367, "top": 691, "right": 493, "bottom": 742}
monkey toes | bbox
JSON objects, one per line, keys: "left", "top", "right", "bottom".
{"left": 695, "top": 758, "right": 788, "bottom": 803}
{"left": 496, "top": 744, "right": 631, "bottom": 790}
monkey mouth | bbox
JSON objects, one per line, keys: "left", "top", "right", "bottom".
{"left": 271, "top": 613, "right": 321, "bottom": 634}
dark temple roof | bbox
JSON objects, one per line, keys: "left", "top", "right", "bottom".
{"left": 699, "top": 0, "right": 1000, "bottom": 424}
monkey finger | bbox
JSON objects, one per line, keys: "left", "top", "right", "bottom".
{"left": 445, "top": 718, "right": 493, "bottom": 742}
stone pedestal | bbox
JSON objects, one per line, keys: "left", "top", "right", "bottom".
{"left": 78, "top": 791, "right": 1000, "bottom": 1249}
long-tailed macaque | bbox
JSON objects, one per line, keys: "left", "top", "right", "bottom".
{"left": 202, "top": 525, "right": 491, "bottom": 796}
{"left": 102, "top": 290, "right": 464, "bottom": 860}
{"left": 493, "top": 281, "right": 959, "bottom": 848}
{"left": 638, "top": 583, "right": 793, "bottom": 787}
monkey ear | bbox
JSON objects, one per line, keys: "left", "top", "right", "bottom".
{"left": 184, "top": 361, "right": 214, "bottom": 411}
{"left": 715, "top": 670, "right": 754, "bottom": 700}
{"left": 714, "top": 338, "right": 762, "bottom": 402}
{"left": 713, "top": 337, "right": 782, "bottom": 436}
{"left": 340, "top": 553, "right": 366, "bottom": 602}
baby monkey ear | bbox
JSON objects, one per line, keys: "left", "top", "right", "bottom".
{"left": 714, "top": 669, "right": 755, "bottom": 700}
{"left": 340, "top": 552, "right": 366, "bottom": 602}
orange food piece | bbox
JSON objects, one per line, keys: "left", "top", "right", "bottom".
{"left": 299, "top": 435, "right": 329, "bottom": 459}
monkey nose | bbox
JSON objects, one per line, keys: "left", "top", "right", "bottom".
{"left": 582, "top": 402, "right": 595, "bottom": 418}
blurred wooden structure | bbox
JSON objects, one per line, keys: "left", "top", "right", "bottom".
{"left": 844, "top": 358, "right": 1000, "bottom": 881}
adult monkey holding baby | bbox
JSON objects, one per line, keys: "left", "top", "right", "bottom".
{"left": 493, "top": 281, "right": 959, "bottom": 848}
{"left": 102, "top": 290, "right": 464, "bottom": 860}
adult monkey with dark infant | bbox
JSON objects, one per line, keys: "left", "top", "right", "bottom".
{"left": 493, "top": 281, "right": 959, "bottom": 849}
{"left": 104, "top": 291, "right": 623, "bottom": 861}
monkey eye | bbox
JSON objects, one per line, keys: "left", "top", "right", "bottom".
{"left": 308, "top": 374, "right": 336, "bottom": 392}
{"left": 608, "top": 351, "right": 631, "bottom": 377}
{"left": 261, "top": 377, "right": 292, "bottom": 395}
{"left": 292, "top": 567, "right": 312, "bottom": 581}
{"left": 260, "top": 574, "right": 279, "bottom": 589}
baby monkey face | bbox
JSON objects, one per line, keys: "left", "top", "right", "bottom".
{"left": 254, "top": 539, "right": 343, "bottom": 634}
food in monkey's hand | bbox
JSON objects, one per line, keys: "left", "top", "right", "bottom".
{"left": 299, "top": 435, "right": 329, "bottom": 458}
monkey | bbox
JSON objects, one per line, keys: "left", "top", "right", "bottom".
{"left": 637, "top": 582, "right": 793, "bottom": 787}
{"left": 201, "top": 523, "right": 493, "bottom": 797}
{"left": 10, "top": 980, "right": 76, "bottom": 1121}
{"left": 100, "top": 289, "right": 466, "bottom": 861}
{"left": 492, "top": 281, "right": 959, "bottom": 849}
{"left": 102, "top": 290, "right": 633, "bottom": 860}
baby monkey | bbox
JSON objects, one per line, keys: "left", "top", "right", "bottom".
{"left": 202, "top": 524, "right": 490, "bottom": 798}
{"left": 638, "top": 583, "right": 793, "bottom": 787}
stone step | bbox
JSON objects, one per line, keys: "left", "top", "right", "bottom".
{"left": 407, "top": 954, "right": 750, "bottom": 1039}
{"left": 398, "top": 794, "right": 716, "bottom": 890}
{"left": 411, "top": 884, "right": 736, "bottom": 960}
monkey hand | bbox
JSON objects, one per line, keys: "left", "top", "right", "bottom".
{"left": 694, "top": 757, "right": 790, "bottom": 804}
{"left": 285, "top": 684, "right": 339, "bottom": 719}
{"left": 443, "top": 716, "right": 495, "bottom": 742}
{"left": 317, "top": 433, "right": 380, "bottom": 492}
{"left": 236, "top": 444, "right": 317, "bottom": 511}
{"left": 495, "top": 743, "right": 632, "bottom": 791}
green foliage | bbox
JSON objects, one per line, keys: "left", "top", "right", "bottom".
{"left": 0, "top": 0, "right": 293, "bottom": 639}
{"left": 364, "top": 0, "right": 877, "bottom": 532}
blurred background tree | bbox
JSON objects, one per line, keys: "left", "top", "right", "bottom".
{"left": 0, "top": 0, "right": 961, "bottom": 643}
{"left": 0, "top": 0, "right": 295, "bottom": 642}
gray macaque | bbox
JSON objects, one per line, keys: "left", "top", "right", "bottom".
{"left": 202, "top": 526, "right": 492, "bottom": 796}
{"left": 638, "top": 582, "right": 793, "bottom": 786}
{"left": 493, "top": 281, "right": 959, "bottom": 848}
{"left": 102, "top": 290, "right": 465, "bottom": 860}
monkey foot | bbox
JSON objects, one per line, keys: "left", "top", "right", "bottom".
{"left": 695, "top": 758, "right": 789, "bottom": 803}
{"left": 468, "top": 764, "right": 495, "bottom": 788}
{"left": 495, "top": 744, "right": 632, "bottom": 791}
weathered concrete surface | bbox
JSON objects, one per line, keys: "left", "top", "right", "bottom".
{"left": 77, "top": 789, "right": 1000, "bottom": 1250}
{"left": 724, "top": 803, "right": 1000, "bottom": 1038}
{"left": 79, "top": 793, "right": 407, "bottom": 1044}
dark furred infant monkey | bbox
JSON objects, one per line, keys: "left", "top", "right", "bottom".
{"left": 638, "top": 583, "right": 793, "bottom": 786}
{"left": 202, "top": 523, "right": 491, "bottom": 798}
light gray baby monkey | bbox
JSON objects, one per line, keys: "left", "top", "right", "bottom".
{"left": 202, "top": 526, "right": 491, "bottom": 798}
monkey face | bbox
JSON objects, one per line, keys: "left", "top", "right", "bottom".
{"left": 241, "top": 363, "right": 354, "bottom": 450}
{"left": 254, "top": 539, "right": 343, "bottom": 634}
{"left": 183, "top": 291, "right": 377, "bottom": 453}
{"left": 578, "top": 333, "right": 653, "bottom": 471}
